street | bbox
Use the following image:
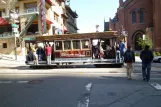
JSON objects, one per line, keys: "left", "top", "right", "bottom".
{"left": 0, "top": 59, "right": 161, "bottom": 107}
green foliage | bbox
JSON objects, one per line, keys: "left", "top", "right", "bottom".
{"left": 154, "top": 52, "right": 161, "bottom": 56}
{"left": 137, "top": 35, "right": 153, "bottom": 49}
{"left": 135, "top": 53, "right": 140, "bottom": 56}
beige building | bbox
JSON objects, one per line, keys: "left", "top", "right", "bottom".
{"left": 0, "top": 0, "right": 70, "bottom": 57}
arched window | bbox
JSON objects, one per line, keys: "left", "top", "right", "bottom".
{"left": 140, "top": 10, "right": 144, "bottom": 23}
{"left": 132, "top": 11, "right": 136, "bottom": 24}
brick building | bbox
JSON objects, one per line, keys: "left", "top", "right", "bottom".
{"left": 108, "top": 0, "right": 161, "bottom": 51}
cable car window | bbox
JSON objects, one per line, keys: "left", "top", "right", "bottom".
{"left": 82, "top": 40, "right": 89, "bottom": 49}
{"left": 64, "top": 41, "right": 71, "bottom": 50}
{"left": 55, "top": 41, "right": 62, "bottom": 50}
{"left": 73, "top": 40, "right": 80, "bottom": 49}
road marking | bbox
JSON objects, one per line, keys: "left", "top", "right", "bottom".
{"left": 16, "top": 81, "right": 29, "bottom": 83}
{"left": 0, "top": 81, "right": 12, "bottom": 83}
{"left": 85, "top": 83, "right": 92, "bottom": 91}
{"left": 0, "top": 81, "right": 29, "bottom": 84}
{"left": 150, "top": 83, "right": 161, "bottom": 90}
{"left": 77, "top": 82, "right": 92, "bottom": 107}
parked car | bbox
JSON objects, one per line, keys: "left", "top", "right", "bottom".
{"left": 153, "top": 56, "right": 161, "bottom": 63}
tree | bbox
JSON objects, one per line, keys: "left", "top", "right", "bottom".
{"left": 137, "top": 35, "right": 153, "bottom": 49}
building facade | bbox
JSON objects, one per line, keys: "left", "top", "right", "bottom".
{"left": 108, "top": 0, "right": 161, "bottom": 52}
{"left": 0, "top": 0, "right": 78, "bottom": 57}
{"left": 65, "top": 5, "right": 78, "bottom": 34}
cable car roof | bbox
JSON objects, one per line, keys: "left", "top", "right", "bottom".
{"left": 36, "top": 31, "right": 118, "bottom": 41}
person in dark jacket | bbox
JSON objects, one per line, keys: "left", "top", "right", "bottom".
{"left": 140, "top": 45, "right": 154, "bottom": 82}
{"left": 124, "top": 45, "right": 135, "bottom": 80}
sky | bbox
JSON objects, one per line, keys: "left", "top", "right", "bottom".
{"left": 70, "top": 0, "right": 119, "bottom": 33}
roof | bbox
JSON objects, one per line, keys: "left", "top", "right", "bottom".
{"left": 65, "top": 5, "right": 78, "bottom": 18}
{"left": 36, "top": 31, "right": 118, "bottom": 41}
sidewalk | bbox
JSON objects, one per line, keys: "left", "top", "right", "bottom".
{"left": 89, "top": 82, "right": 161, "bottom": 107}
{"left": 0, "top": 54, "right": 25, "bottom": 61}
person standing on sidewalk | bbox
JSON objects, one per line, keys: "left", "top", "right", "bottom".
{"left": 45, "top": 44, "right": 52, "bottom": 65}
{"left": 124, "top": 45, "right": 135, "bottom": 80}
{"left": 140, "top": 45, "right": 154, "bottom": 82}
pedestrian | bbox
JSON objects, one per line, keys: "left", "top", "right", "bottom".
{"left": 124, "top": 45, "right": 135, "bottom": 80}
{"left": 140, "top": 45, "right": 154, "bottom": 82}
{"left": 120, "top": 40, "right": 126, "bottom": 60}
{"left": 45, "top": 44, "right": 52, "bottom": 65}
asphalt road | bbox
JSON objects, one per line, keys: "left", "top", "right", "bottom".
{"left": 0, "top": 66, "right": 161, "bottom": 107}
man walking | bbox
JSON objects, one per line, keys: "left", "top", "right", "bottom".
{"left": 45, "top": 44, "right": 52, "bottom": 65}
{"left": 124, "top": 45, "right": 135, "bottom": 80}
{"left": 140, "top": 45, "right": 154, "bottom": 82}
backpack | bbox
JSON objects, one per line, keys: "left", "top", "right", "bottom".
{"left": 125, "top": 51, "right": 133, "bottom": 62}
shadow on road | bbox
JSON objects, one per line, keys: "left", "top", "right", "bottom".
{"left": 4, "top": 64, "right": 123, "bottom": 70}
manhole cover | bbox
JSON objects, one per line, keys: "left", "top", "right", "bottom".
{"left": 28, "top": 80, "right": 44, "bottom": 84}
{"left": 107, "top": 92, "right": 117, "bottom": 96}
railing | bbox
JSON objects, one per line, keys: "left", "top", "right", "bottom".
{"left": 19, "top": 14, "right": 38, "bottom": 36}
{"left": 0, "top": 32, "right": 13, "bottom": 38}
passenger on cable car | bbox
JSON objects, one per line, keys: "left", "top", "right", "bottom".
{"left": 27, "top": 47, "right": 34, "bottom": 61}
{"left": 45, "top": 44, "right": 52, "bottom": 65}
{"left": 120, "top": 40, "right": 126, "bottom": 60}
{"left": 37, "top": 46, "right": 44, "bottom": 61}
{"left": 92, "top": 42, "right": 100, "bottom": 59}
{"left": 51, "top": 44, "right": 55, "bottom": 60}
{"left": 31, "top": 45, "right": 38, "bottom": 65}
{"left": 116, "top": 44, "right": 121, "bottom": 62}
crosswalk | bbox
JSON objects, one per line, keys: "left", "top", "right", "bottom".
{"left": 0, "top": 81, "right": 29, "bottom": 84}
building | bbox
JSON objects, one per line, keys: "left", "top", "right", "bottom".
{"left": 0, "top": 0, "right": 76, "bottom": 57}
{"left": 104, "top": 21, "right": 109, "bottom": 31}
{"left": 108, "top": 0, "right": 161, "bottom": 51}
{"left": 65, "top": 4, "right": 78, "bottom": 34}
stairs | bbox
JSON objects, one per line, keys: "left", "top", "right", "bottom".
{"left": 19, "top": 13, "right": 38, "bottom": 36}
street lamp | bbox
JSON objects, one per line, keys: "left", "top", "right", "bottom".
{"left": 9, "top": 11, "right": 19, "bottom": 60}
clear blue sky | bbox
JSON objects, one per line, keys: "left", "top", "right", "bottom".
{"left": 70, "top": 0, "right": 119, "bottom": 33}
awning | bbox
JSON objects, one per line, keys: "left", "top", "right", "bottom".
{"left": 64, "top": 26, "right": 68, "bottom": 32}
{"left": 0, "top": 17, "right": 9, "bottom": 26}
{"left": 46, "top": 17, "right": 53, "bottom": 25}
{"left": 45, "top": 0, "right": 53, "bottom": 5}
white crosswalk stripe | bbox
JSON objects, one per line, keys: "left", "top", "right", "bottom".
{"left": 0, "top": 81, "right": 29, "bottom": 84}
{"left": 150, "top": 83, "right": 161, "bottom": 90}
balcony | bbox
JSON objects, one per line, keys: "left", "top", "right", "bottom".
{"left": 0, "top": 32, "right": 13, "bottom": 38}
{"left": 61, "top": 9, "right": 68, "bottom": 19}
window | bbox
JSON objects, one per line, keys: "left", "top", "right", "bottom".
{"left": 82, "top": 40, "right": 89, "bottom": 49}
{"left": 3, "top": 43, "right": 7, "bottom": 48}
{"left": 132, "top": 11, "right": 136, "bottom": 24}
{"left": 55, "top": 41, "right": 62, "bottom": 50}
{"left": 0, "top": 11, "right": 2, "bottom": 17}
{"left": 140, "top": 10, "right": 144, "bottom": 23}
{"left": 64, "top": 41, "right": 71, "bottom": 50}
{"left": 25, "top": 3, "right": 37, "bottom": 13}
{"left": 73, "top": 40, "right": 80, "bottom": 49}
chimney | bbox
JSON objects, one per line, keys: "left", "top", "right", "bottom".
{"left": 119, "top": 0, "right": 123, "bottom": 7}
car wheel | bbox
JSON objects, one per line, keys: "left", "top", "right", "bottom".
{"left": 158, "top": 58, "right": 161, "bottom": 63}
